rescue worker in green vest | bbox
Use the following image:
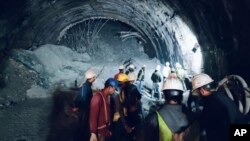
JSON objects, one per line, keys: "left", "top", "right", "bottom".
{"left": 143, "top": 78, "right": 191, "bottom": 141}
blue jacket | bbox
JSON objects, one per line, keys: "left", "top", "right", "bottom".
{"left": 76, "top": 80, "right": 93, "bottom": 110}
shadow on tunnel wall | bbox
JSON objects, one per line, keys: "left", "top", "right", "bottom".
{"left": 0, "top": 52, "right": 8, "bottom": 88}
{"left": 46, "top": 87, "right": 80, "bottom": 141}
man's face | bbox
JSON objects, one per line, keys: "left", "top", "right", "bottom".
{"left": 108, "top": 86, "right": 116, "bottom": 95}
{"left": 199, "top": 88, "right": 211, "bottom": 97}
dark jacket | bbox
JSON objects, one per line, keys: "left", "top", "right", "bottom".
{"left": 76, "top": 80, "right": 92, "bottom": 110}
{"left": 74, "top": 80, "right": 93, "bottom": 141}
{"left": 200, "top": 92, "right": 240, "bottom": 141}
{"left": 151, "top": 70, "right": 162, "bottom": 83}
{"left": 123, "top": 83, "right": 142, "bottom": 112}
{"left": 137, "top": 69, "right": 145, "bottom": 81}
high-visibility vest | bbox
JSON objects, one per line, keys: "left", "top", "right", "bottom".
{"left": 156, "top": 111, "right": 173, "bottom": 141}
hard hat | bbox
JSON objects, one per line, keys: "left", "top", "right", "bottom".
{"left": 128, "top": 72, "right": 137, "bottom": 81}
{"left": 166, "top": 62, "right": 170, "bottom": 66}
{"left": 105, "top": 78, "right": 119, "bottom": 88}
{"left": 129, "top": 64, "right": 135, "bottom": 69}
{"left": 142, "top": 64, "right": 146, "bottom": 68}
{"left": 175, "top": 63, "right": 182, "bottom": 69}
{"left": 162, "top": 78, "right": 184, "bottom": 103}
{"left": 119, "top": 65, "right": 125, "bottom": 70}
{"left": 116, "top": 73, "right": 129, "bottom": 83}
{"left": 85, "top": 69, "right": 96, "bottom": 79}
{"left": 156, "top": 65, "right": 161, "bottom": 71}
{"left": 191, "top": 73, "right": 214, "bottom": 91}
{"left": 162, "top": 78, "right": 184, "bottom": 91}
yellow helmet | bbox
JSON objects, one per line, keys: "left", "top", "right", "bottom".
{"left": 191, "top": 73, "right": 214, "bottom": 91}
{"left": 116, "top": 73, "right": 129, "bottom": 83}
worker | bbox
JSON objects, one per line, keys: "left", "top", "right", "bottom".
{"left": 143, "top": 78, "right": 193, "bottom": 141}
{"left": 151, "top": 65, "right": 162, "bottom": 100}
{"left": 114, "top": 65, "right": 125, "bottom": 80}
{"left": 137, "top": 64, "right": 146, "bottom": 93}
{"left": 74, "top": 69, "right": 96, "bottom": 141}
{"left": 191, "top": 73, "right": 242, "bottom": 141}
{"left": 89, "top": 78, "right": 119, "bottom": 141}
{"left": 162, "top": 62, "right": 171, "bottom": 81}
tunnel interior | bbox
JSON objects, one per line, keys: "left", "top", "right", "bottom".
{"left": 57, "top": 19, "right": 154, "bottom": 59}
{"left": 0, "top": 0, "right": 250, "bottom": 140}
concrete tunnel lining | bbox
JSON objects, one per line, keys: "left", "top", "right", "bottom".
{"left": 7, "top": 0, "right": 192, "bottom": 65}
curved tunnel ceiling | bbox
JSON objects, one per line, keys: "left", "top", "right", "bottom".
{"left": 9, "top": 0, "right": 190, "bottom": 64}
{"left": 1, "top": 0, "right": 250, "bottom": 81}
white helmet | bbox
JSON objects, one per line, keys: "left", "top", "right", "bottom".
{"left": 166, "top": 62, "right": 170, "bottom": 66}
{"left": 156, "top": 65, "right": 161, "bottom": 71}
{"left": 119, "top": 65, "right": 125, "bottom": 70}
{"left": 175, "top": 63, "right": 182, "bottom": 69}
{"left": 128, "top": 72, "right": 137, "bottom": 81}
{"left": 142, "top": 64, "right": 146, "bottom": 68}
{"left": 85, "top": 69, "right": 96, "bottom": 79}
{"left": 129, "top": 64, "right": 135, "bottom": 69}
{"left": 162, "top": 78, "right": 184, "bottom": 91}
{"left": 191, "top": 73, "right": 214, "bottom": 91}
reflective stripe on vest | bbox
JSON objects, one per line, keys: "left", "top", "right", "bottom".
{"left": 156, "top": 111, "right": 173, "bottom": 141}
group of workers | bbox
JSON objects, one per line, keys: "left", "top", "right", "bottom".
{"left": 73, "top": 62, "right": 247, "bottom": 141}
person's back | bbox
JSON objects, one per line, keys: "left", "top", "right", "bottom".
{"left": 124, "top": 83, "right": 142, "bottom": 111}
{"left": 151, "top": 68, "right": 162, "bottom": 100}
{"left": 151, "top": 70, "right": 161, "bottom": 83}
{"left": 144, "top": 104, "right": 191, "bottom": 141}
{"left": 143, "top": 78, "right": 195, "bottom": 141}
